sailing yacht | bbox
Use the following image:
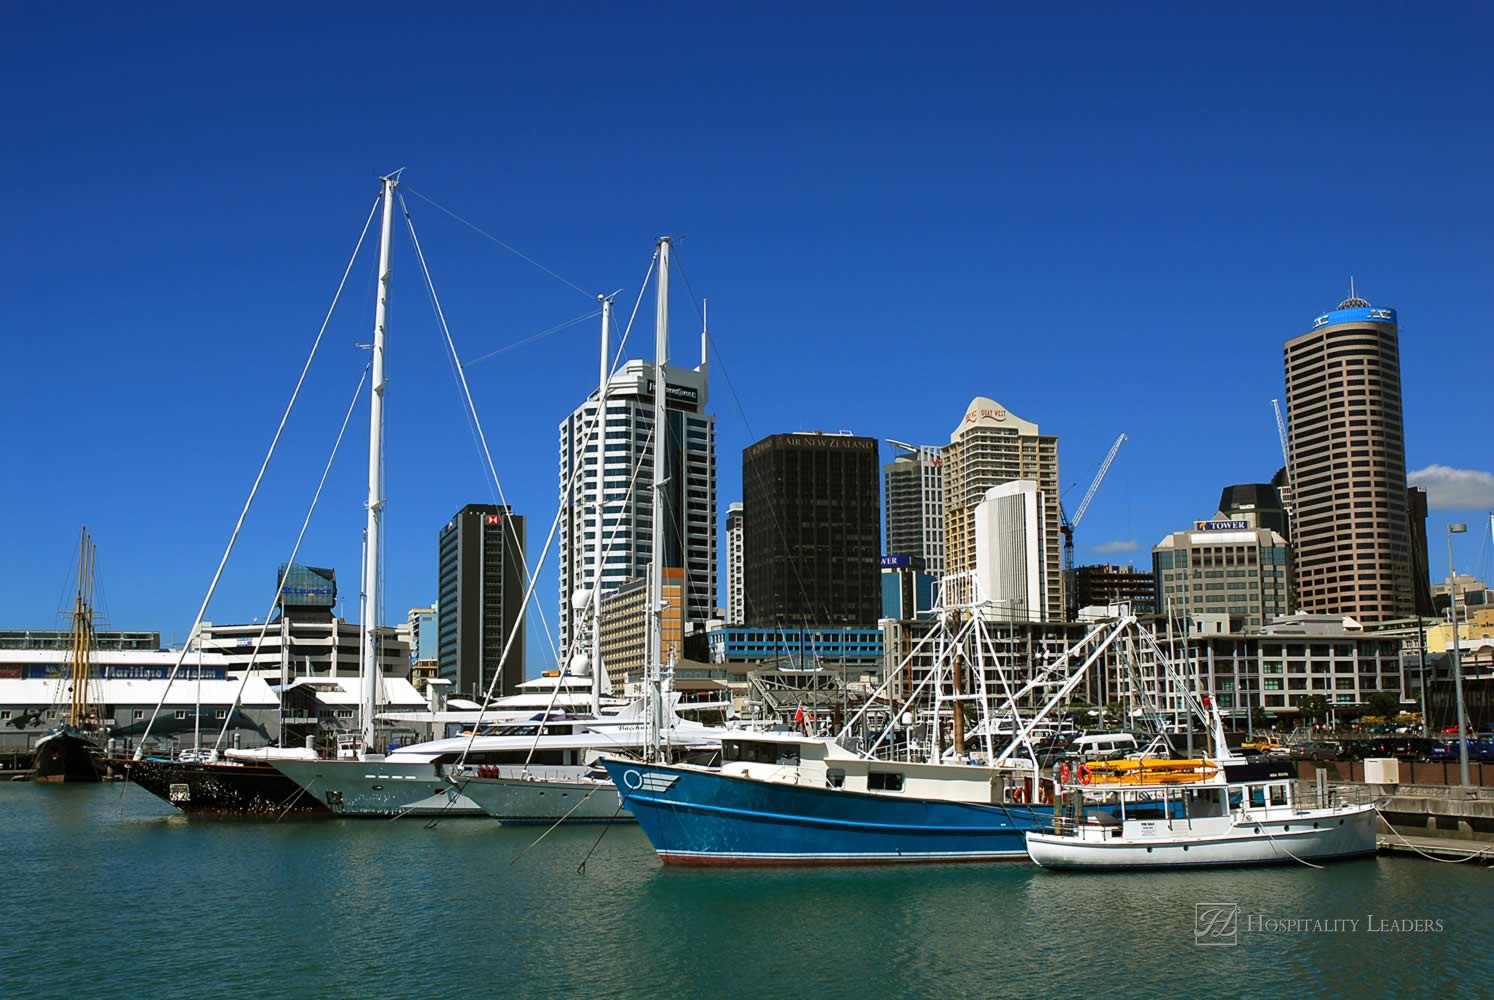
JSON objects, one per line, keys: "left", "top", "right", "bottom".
{"left": 114, "top": 173, "right": 405, "bottom": 815}
{"left": 33, "top": 527, "right": 106, "bottom": 783}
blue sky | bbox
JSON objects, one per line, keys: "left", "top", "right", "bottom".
{"left": 4, "top": 5, "right": 1492, "bottom": 663}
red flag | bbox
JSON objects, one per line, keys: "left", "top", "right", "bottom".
{"left": 794, "top": 704, "right": 805, "bottom": 724}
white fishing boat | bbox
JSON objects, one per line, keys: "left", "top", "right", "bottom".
{"left": 1024, "top": 701, "right": 1378, "bottom": 870}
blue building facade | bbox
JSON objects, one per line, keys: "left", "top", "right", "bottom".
{"left": 707, "top": 626, "right": 884, "bottom": 669}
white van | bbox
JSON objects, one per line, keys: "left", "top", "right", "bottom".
{"left": 1071, "top": 732, "right": 1139, "bottom": 761}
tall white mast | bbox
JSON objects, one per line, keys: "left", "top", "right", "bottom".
{"left": 647, "top": 237, "right": 671, "bottom": 758}
{"left": 360, "top": 174, "right": 397, "bottom": 755}
{"left": 590, "top": 294, "right": 612, "bottom": 716}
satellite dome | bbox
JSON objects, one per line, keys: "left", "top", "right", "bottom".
{"left": 570, "top": 587, "right": 592, "bottom": 611}
{"left": 569, "top": 651, "right": 592, "bottom": 676}
{"left": 1337, "top": 295, "right": 1370, "bottom": 310}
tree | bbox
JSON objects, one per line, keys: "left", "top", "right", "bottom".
{"left": 1298, "top": 694, "right": 1332, "bottom": 727}
{"left": 1366, "top": 691, "right": 1402, "bottom": 720}
{"left": 1249, "top": 704, "right": 1274, "bottom": 729}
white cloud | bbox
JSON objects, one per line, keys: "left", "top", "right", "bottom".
{"left": 1408, "top": 465, "right": 1494, "bottom": 510}
{"left": 1092, "top": 539, "right": 1139, "bottom": 553}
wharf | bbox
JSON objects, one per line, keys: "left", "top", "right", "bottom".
{"left": 1376, "top": 831, "right": 1494, "bottom": 864}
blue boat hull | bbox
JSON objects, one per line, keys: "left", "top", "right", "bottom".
{"left": 601, "top": 758, "right": 1049, "bottom": 865}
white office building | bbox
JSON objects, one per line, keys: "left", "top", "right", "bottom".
{"left": 559, "top": 357, "right": 717, "bottom": 655}
{"left": 973, "top": 480, "right": 1046, "bottom": 622}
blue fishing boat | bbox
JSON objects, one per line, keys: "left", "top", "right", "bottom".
{"left": 602, "top": 731, "right": 1051, "bottom": 865}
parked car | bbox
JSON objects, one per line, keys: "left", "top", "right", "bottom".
{"left": 1429, "top": 740, "right": 1494, "bottom": 764}
{"left": 1343, "top": 737, "right": 1440, "bottom": 762}
{"left": 1288, "top": 741, "right": 1341, "bottom": 762}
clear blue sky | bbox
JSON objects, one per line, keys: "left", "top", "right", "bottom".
{"left": 5, "top": 5, "right": 1492, "bottom": 664}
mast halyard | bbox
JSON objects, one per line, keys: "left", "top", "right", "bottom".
{"left": 646, "top": 236, "right": 671, "bottom": 761}
{"left": 590, "top": 294, "right": 613, "bottom": 718}
{"left": 360, "top": 173, "right": 398, "bottom": 757}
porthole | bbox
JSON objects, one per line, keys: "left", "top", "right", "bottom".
{"left": 1146, "top": 847, "right": 1153, "bottom": 853}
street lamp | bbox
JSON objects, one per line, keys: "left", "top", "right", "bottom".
{"left": 1448, "top": 523, "right": 1470, "bottom": 788}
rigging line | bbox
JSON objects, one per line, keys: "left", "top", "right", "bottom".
{"left": 399, "top": 194, "right": 562, "bottom": 665}
{"left": 404, "top": 186, "right": 595, "bottom": 300}
{"left": 575, "top": 800, "right": 627, "bottom": 875}
{"left": 465, "top": 308, "right": 602, "bottom": 368}
{"left": 134, "top": 192, "right": 383, "bottom": 757}
{"left": 508, "top": 783, "right": 607, "bottom": 865}
{"left": 210, "top": 363, "right": 371, "bottom": 752}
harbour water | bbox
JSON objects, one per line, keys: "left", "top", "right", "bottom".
{"left": 5, "top": 782, "right": 1486, "bottom": 999}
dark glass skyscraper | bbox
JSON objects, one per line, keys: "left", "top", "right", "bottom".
{"left": 742, "top": 432, "right": 881, "bottom": 627}
{"left": 437, "top": 504, "right": 526, "bottom": 698}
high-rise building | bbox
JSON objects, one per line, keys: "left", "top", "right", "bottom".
{"left": 598, "top": 567, "right": 684, "bottom": 694}
{"left": 973, "top": 480, "right": 1046, "bottom": 621}
{"left": 1218, "top": 484, "right": 1289, "bottom": 542}
{"left": 437, "top": 504, "right": 526, "bottom": 699}
{"left": 941, "top": 397, "right": 1062, "bottom": 619}
{"left": 1153, "top": 514, "right": 1291, "bottom": 631}
{"left": 883, "top": 441, "right": 944, "bottom": 574}
{"left": 725, "top": 502, "right": 745, "bottom": 626}
{"left": 742, "top": 432, "right": 881, "bottom": 627}
{"left": 1071, "top": 563, "right": 1157, "bottom": 615}
{"left": 1284, "top": 294, "right": 1413, "bottom": 624}
{"left": 558, "top": 358, "right": 715, "bottom": 657}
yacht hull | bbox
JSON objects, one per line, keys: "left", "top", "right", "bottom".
{"left": 602, "top": 758, "right": 1046, "bottom": 865}
{"left": 113, "top": 758, "right": 328, "bottom": 815}
{"left": 459, "top": 773, "right": 632, "bottom": 824}
{"left": 271, "top": 759, "right": 484, "bottom": 817}
{"left": 1025, "top": 805, "right": 1379, "bottom": 870}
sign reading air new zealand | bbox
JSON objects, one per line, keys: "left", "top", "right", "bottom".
{"left": 644, "top": 380, "right": 699, "bottom": 407}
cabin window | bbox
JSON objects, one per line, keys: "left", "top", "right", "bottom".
{"left": 216, "top": 710, "right": 228, "bottom": 719}
{"left": 723, "top": 739, "right": 799, "bottom": 766}
{"left": 826, "top": 768, "right": 846, "bottom": 788}
{"left": 175, "top": 710, "right": 189, "bottom": 720}
{"left": 0, "top": 711, "right": 9, "bottom": 720}
{"left": 1269, "top": 785, "right": 1287, "bottom": 807}
{"left": 134, "top": 710, "right": 144, "bottom": 720}
{"left": 1248, "top": 787, "right": 1266, "bottom": 808}
{"left": 868, "top": 771, "right": 905, "bottom": 792}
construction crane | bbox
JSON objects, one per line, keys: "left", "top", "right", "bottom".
{"left": 1060, "top": 432, "right": 1127, "bottom": 619}
{"left": 1270, "top": 399, "right": 1295, "bottom": 521}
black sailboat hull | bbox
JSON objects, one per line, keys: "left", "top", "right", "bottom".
{"left": 33, "top": 730, "right": 103, "bottom": 783}
{"left": 110, "top": 758, "right": 329, "bottom": 816}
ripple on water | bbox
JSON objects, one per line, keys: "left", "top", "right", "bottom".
{"left": 3, "top": 783, "right": 1487, "bottom": 1000}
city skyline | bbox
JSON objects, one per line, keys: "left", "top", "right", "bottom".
{"left": 4, "top": 9, "right": 1493, "bottom": 667}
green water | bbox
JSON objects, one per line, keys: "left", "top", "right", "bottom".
{"left": 3, "top": 782, "right": 1488, "bottom": 999}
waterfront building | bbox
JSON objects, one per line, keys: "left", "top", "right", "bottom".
{"left": 884, "top": 441, "right": 944, "bottom": 574}
{"left": 598, "top": 568, "right": 684, "bottom": 695}
{"left": 558, "top": 358, "right": 716, "bottom": 656}
{"left": 1152, "top": 513, "right": 1291, "bottom": 632}
{"left": 881, "top": 556, "right": 937, "bottom": 621}
{"left": 193, "top": 619, "right": 410, "bottom": 682}
{"left": 707, "top": 625, "right": 884, "bottom": 671}
{"left": 741, "top": 432, "right": 880, "bottom": 627}
{"left": 882, "top": 615, "right": 1405, "bottom": 725}
{"left": 1071, "top": 563, "right": 1157, "bottom": 615}
{"left": 437, "top": 504, "right": 526, "bottom": 700}
{"left": 0, "top": 629, "right": 160, "bottom": 652}
{"left": 1284, "top": 293, "right": 1414, "bottom": 624}
{"left": 276, "top": 563, "right": 338, "bottom": 622}
{"left": 973, "top": 480, "right": 1047, "bottom": 622}
{"left": 941, "top": 398, "right": 1062, "bottom": 620}
{"left": 725, "top": 502, "right": 745, "bottom": 626}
